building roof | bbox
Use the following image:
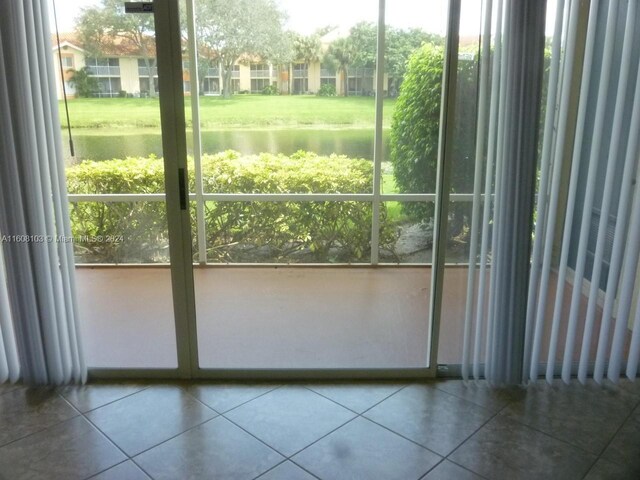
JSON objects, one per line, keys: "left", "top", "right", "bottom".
{"left": 51, "top": 32, "right": 156, "bottom": 57}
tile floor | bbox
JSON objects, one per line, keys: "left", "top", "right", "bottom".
{"left": 0, "top": 378, "right": 639, "bottom": 480}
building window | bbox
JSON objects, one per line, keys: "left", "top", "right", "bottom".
{"left": 250, "top": 78, "right": 271, "bottom": 93}
{"left": 138, "top": 58, "right": 158, "bottom": 77}
{"left": 250, "top": 63, "right": 270, "bottom": 78}
{"left": 85, "top": 57, "right": 120, "bottom": 77}
{"left": 61, "top": 55, "right": 74, "bottom": 68}
{"left": 95, "top": 77, "right": 121, "bottom": 98}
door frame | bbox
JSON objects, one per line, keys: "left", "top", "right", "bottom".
{"left": 87, "top": 0, "right": 461, "bottom": 381}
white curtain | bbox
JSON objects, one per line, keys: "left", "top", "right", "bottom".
{"left": 524, "top": 0, "right": 640, "bottom": 385}
{"left": 0, "top": 0, "right": 85, "bottom": 385}
{"left": 460, "top": 0, "right": 547, "bottom": 385}
{"left": 462, "top": 0, "right": 640, "bottom": 385}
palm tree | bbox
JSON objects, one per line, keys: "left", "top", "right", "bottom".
{"left": 325, "top": 38, "right": 355, "bottom": 96}
{"left": 290, "top": 33, "right": 321, "bottom": 93}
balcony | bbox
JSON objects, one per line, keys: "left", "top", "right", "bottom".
{"left": 349, "top": 67, "right": 374, "bottom": 78}
{"left": 320, "top": 68, "right": 336, "bottom": 77}
{"left": 292, "top": 70, "right": 308, "bottom": 79}
{"left": 250, "top": 69, "right": 271, "bottom": 78}
{"left": 86, "top": 65, "right": 120, "bottom": 77}
{"left": 138, "top": 66, "right": 158, "bottom": 77}
{"left": 205, "top": 68, "right": 220, "bottom": 77}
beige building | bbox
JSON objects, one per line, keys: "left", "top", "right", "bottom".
{"left": 52, "top": 32, "right": 387, "bottom": 100}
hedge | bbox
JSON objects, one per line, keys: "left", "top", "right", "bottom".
{"left": 66, "top": 151, "right": 394, "bottom": 263}
{"left": 390, "top": 43, "right": 478, "bottom": 236}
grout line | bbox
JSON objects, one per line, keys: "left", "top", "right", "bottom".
{"left": 84, "top": 459, "right": 146, "bottom": 480}
{"left": 284, "top": 416, "right": 360, "bottom": 459}
{"left": 495, "top": 404, "right": 612, "bottom": 458}
{"left": 250, "top": 459, "right": 289, "bottom": 480}
{"left": 71, "top": 385, "right": 216, "bottom": 478}
{"left": 251, "top": 458, "right": 322, "bottom": 480}
{"left": 59, "top": 384, "right": 153, "bottom": 414}
{"left": 54, "top": 395, "right": 143, "bottom": 480}
{"left": 284, "top": 457, "right": 324, "bottom": 480}
{"left": 0, "top": 390, "right": 83, "bottom": 450}
{"left": 128, "top": 456, "right": 156, "bottom": 479}
{"left": 217, "top": 412, "right": 295, "bottom": 458}
{"left": 417, "top": 458, "right": 446, "bottom": 480}
{"left": 579, "top": 401, "right": 640, "bottom": 480}
{"left": 360, "top": 414, "right": 445, "bottom": 458}
{"left": 430, "top": 380, "right": 520, "bottom": 411}
{"left": 443, "top": 458, "right": 492, "bottom": 480}
{"left": 301, "top": 381, "right": 411, "bottom": 416}
{"left": 123, "top": 413, "right": 219, "bottom": 459}
{"left": 192, "top": 384, "right": 285, "bottom": 415}
{"left": 440, "top": 399, "right": 511, "bottom": 479}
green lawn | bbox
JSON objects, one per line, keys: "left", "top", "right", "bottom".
{"left": 60, "top": 95, "right": 397, "bottom": 130}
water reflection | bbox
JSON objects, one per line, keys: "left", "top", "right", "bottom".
{"left": 65, "top": 129, "right": 390, "bottom": 163}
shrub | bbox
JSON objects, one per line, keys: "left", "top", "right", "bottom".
{"left": 317, "top": 83, "right": 336, "bottom": 97}
{"left": 67, "top": 67, "right": 99, "bottom": 98}
{"left": 261, "top": 84, "right": 279, "bottom": 95}
{"left": 66, "top": 151, "right": 394, "bottom": 263}
{"left": 389, "top": 44, "right": 477, "bottom": 234}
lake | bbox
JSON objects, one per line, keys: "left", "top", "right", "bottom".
{"left": 65, "top": 129, "right": 391, "bottom": 163}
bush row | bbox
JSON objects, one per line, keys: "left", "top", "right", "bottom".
{"left": 66, "top": 151, "right": 394, "bottom": 263}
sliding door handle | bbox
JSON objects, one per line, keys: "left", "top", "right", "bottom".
{"left": 178, "top": 168, "right": 187, "bottom": 210}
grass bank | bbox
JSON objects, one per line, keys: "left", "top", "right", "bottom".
{"left": 60, "top": 95, "right": 397, "bottom": 130}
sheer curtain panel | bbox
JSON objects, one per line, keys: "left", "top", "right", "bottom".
{"left": 460, "top": 0, "right": 547, "bottom": 385}
{"left": 0, "top": 0, "right": 85, "bottom": 385}
{"left": 462, "top": 0, "right": 640, "bottom": 386}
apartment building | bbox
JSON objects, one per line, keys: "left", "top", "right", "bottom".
{"left": 52, "top": 33, "right": 381, "bottom": 99}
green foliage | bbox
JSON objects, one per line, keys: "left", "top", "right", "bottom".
{"left": 291, "top": 33, "right": 322, "bottom": 63}
{"left": 324, "top": 38, "right": 355, "bottom": 96}
{"left": 67, "top": 67, "right": 100, "bottom": 98}
{"left": 331, "top": 22, "right": 443, "bottom": 92}
{"left": 317, "top": 83, "right": 336, "bottom": 97}
{"left": 261, "top": 84, "right": 279, "bottom": 95}
{"left": 390, "top": 44, "right": 444, "bottom": 220}
{"left": 349, "top": 22, "right": 377, "bottom": 68}
{"left": 195, "top": 0, "right": 290, "bottom": 98}
{"left": 76, "top": 0, "right": 157, "bottom": 96}
{"left": 389, "top": 44, "right": 477, "bottom": 229}
{"left": 66, "top": 152, "right": 394, "bottom": 263}
{"left": 66, "top": 157, "right": 167, "bottom": 262}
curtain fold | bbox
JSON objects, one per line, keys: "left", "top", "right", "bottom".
{"left": 462, "top": 0, "right": 640, "bottom": 385}
{"left": 0, "top": 0, "right": 85, "bottom": 385}
{"left": 460, "top": 0, "right": 547, "bottom": 385}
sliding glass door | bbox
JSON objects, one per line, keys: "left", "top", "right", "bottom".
{"left": 56, "top": 0, "right": 189, "bottom": 373}
{"left": 178, "top": 0, "right": 454, "bottom": 374}
{"left": 57, "top": 0, "right": 467, "bottom": 377}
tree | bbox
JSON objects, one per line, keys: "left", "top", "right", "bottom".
{"left": 349, "top": 22, "right": 377, "bottom": 69}
{"left": 324, "top": 38, "right": 355, "bottom": 96}
{"left": 196, "top": 0, "right": 290, "bottom": 98}
{"left": 386, "top": 28, "right": 442, "bottom": 94}
{"left": 288, "top": 33, "right": 321, "bottom": 93}
{"left": 76, "top": 0, "right": 157, "bottom": 96}
{"left": 67, "top": 67, "right": 99, "bottom": 98}
{"left": 291, "top": 33, "right": 322, "bottom": 64}
{"left": 326, "top": 23, "right": 440, "bottom": 96}
{"left": 389, "top": 43, "right": 478, "bottom": 236}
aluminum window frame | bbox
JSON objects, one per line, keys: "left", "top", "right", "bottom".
{"left": 80, "top": 0, "right": 462, "bottom": 379}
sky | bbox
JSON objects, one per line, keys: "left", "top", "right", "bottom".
{"left": 49, "top": 0, "right": 556, "bottom": 38}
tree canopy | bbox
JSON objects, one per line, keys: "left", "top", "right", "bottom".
{"left": 195, "top": 0, "right": 289, "bottom": 97}
{"left": 324, "top": 38, "right": 356, "bottom": 96}
{"left": 76, "top": 0, "right": 157, "bottom": 96}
